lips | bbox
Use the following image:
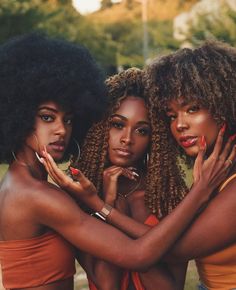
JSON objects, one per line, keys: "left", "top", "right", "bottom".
{"left": 114, "top": 148, "right": 132, "bottom": 157}
{"left": 179, "top": 136, "right": 198, "bottom": 148}
{"left": 49, "top": 141, "right": 66, "bottom": 152}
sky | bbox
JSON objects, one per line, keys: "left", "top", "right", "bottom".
{"left": 72, "top": 0, "right": 120, "bottom": 14}
{"left": 72, "top": 0, "right": 101, "bottom": 14}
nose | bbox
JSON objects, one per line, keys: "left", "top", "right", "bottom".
{"left": 176, "top": 114, "right": 188, "bottom": 132}
{"left": 120, "top": 128, "right": 133, "bottom": 145}
{"left": 55, "top": 119, "right": 67, "bottom": 136}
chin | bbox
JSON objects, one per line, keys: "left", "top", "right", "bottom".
{"left": 183, "top": 148, "right": 199, "bottom": 158}
{"left": 110, "top": 158, "right": 132, "bottom": 167}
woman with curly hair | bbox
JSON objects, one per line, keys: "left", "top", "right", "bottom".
{"left": 78, "top": 67, "right": 189, "bottom": 290}
{"left": 144, "top": 40, "right": 236, "bottom": 290}
{"left": 0, "top": 33, "right": 234, "bottom": 290}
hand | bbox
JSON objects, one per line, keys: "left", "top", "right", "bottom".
{"left": 41, "top": 149, "right": 103, "bottom": 211}
{"left": 103, "top": 166, "right": 138, "bottom": 205}
{"left": 193, "top": 128, "right": 236, "bottom": 193}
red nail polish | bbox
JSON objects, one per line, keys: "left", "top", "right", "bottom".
{"left": 70, "top": 167, "right": 79, "bottom": 176}
{"left": 230, "top": 134, "right": 236, "bottom": 141}
{"left": 200, "top": 136, "right": 206, "bottom": 148}
{"left": 220, "top": 123, "right": 226, "bottom": 134}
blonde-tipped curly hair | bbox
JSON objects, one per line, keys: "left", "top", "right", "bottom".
{"left": 79, "top": 68, "right": 188, "bottom": 219}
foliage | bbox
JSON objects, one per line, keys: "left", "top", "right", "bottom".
{"left": 0, "top": 0, "right": 117, "bottom": 74}
{"left": 184, "top": 2, "right": 236, "bottom": 46}
{"left": 0, "top": 0, "right": 236, "bottom": 74}
{"left": 101, "top": 0, "right": 113, "bottom": 10}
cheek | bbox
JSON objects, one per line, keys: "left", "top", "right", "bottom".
{"left": 136, "top": 136, "right": 150, "bottom": 156}
{"left": 170, "top": 122, "right": 178, "bottom": 141}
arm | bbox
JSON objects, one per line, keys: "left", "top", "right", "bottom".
{"left": 39, "top": 135, "right": 235, "bottom": 270}
{"left": 163, "top": 177, "right": 236, "bottom": 262}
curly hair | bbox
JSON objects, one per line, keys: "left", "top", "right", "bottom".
{"left": 79, "top": 67, "right": 188, "bottom": 219}
{"left": 144, "top": 40, "right": 236, "bottom": 165}
{"left": 0, "top": 33, "right": 107, "bottom": 163}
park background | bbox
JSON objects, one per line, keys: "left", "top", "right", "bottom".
{"left": 0, "top": 0, "right": 236, "bottom": 289}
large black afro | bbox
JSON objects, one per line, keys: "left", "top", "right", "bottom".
{"left": 0, "top": 33, "right": 108, "bottom": 163}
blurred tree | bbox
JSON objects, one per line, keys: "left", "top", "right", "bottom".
{"left": 0, "top": 0, "right": 117, "bottom": 74}
{"left": 187, "top": 3, "right": 236, "bottom": 46}
{"left": 101, "top": 0, "right": 113, "bottom": 10}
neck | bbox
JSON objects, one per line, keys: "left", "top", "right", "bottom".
{"left": 11, "top": 150, "right": 47, "bottom": 181}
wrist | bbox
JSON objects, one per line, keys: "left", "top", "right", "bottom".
{"left": 91, "top": 203, "right": 113, "bottom": 222}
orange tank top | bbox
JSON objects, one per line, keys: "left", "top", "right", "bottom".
{"left": 196, "top": 173, "right": 236, "bottom": 290}
{"left": 0, "top": 231, "right": 76, "bottom": 289}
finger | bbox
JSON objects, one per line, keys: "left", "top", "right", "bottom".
{"left": 211, "top": 123, "right": 226, "bottom": 158}
{"left": 193, "top": 136, "right": 206, "bottom": 182}
{"left": 122, "top": 168, "right": 137, "bottom": 180}
{"left": 219, "top": 137, "right": 234, "bottom": 162}
{"left": 224, "top": 145, "right": 236, "bottom": 169}
{"left": 74, "top": 169, "right": 92, "bottom": 189}
{"left": 104, "top": 167, "right": 125, "bottom": 180}
{"left": 43, "top": 150, "right": 71, "bottom": 185}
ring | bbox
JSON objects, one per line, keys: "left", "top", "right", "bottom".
{"left": 227, "top": 159, "right": 233, "bottom": 165}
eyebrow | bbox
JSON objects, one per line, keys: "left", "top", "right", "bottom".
{"left": 38, "top": 106, "right": 58, "bottom": 113}
{"left": 38, "top": 106, "right": 73, "bottom": 115}
{"left": 111, "top": 114, "right": 150, "bottom": 125}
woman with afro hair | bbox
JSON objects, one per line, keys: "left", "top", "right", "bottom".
{"left": 0, "top": 33, "right": 234, "bottom": 290}
{"left": 144, "top": 40, "right": 236, "bottom": 290}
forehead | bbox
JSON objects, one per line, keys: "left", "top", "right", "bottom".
{"left": 38, "top": 101, "right": 72, "bottom": 114}
{"left": 115, "top": 96, "right": 148, "bottom": 116}
{"left": 166, "top": 97, "right": 197, "bottom": 108}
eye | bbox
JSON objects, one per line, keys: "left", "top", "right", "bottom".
{"left": 188, "top": 105, "right": 200, "bottom": 113}
{"left": 40, "top": 114, "right": 54, "bottom": 122}
{"left": 64, "top": 117, "right": 73, "bottom": 125}
{"left": 111, "top": 121, "right": 124, "bottom": 129}
{"left": 166, "top": 113, "right": 176, "bottom": 122}
{"left": 136, "top": 127, "right": 150, "bottom": 136}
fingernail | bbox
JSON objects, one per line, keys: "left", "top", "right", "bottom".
{"left": 70, "top": 167, "right": 79, "bottom": 175}
{"left": 35, "top": 152, "right": 44, "bottom": 164}
{"left": 132, "top": 172, "right": 139, "bottom": 177}
{"left": 220, "top": 123, "right": 226, "bottom": 134}
{"left": 230, "top": 134, "right": 236, "bottom": 141}
{"left": 200, "top": 136, "right": 206, "bottom": 148}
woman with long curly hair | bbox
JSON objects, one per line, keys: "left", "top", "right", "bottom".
{"left": 144, "top": 40, "right": 236, "bottom": 290}
{"left": 78, "top": 67, "right": 189, "bottom": 290}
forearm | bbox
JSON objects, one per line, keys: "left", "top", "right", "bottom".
{"left": 119, "top": 182, "right": 212, "bottom": 268}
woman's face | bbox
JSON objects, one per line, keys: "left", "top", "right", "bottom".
{"left": 26, "top": 101, "right": 74, "bottom": 161}
{"left": 108, "top": 96, "right": 151, "bottom": 168}
{"left": 166, "top": 98, "right": 219, "bottom": 157}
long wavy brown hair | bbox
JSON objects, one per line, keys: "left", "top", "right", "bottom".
{"left": 79, "top": 68, "right": 188, "bottom": 219}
